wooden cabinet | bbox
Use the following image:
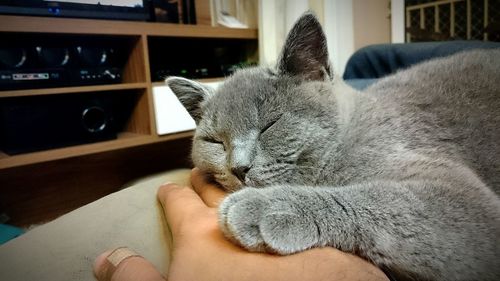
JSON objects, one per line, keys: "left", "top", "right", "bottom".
{"left": 0, "top": 15, "right": 258, "bottom": 226}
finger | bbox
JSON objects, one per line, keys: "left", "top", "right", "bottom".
{"left": 190, "top": 168, "right": 226, "bottom": 208}
{"left": 94, "top": 247, "right": 165, "bottom": 281}
{"left": 157, "top": 183, "right": 207, "bottom": 234}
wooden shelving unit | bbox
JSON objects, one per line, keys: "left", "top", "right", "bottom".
{"left": 0, "top": 15, "right": 258, "bottom": 38}
{"left": 0, "top": 15, "right": 258, "bottom": 226}
{"left": 0, "top": 131, "right": 195, "bottom": 170}
{"left": 0, "top": 82, "right": 148, "bottom": 98}
{"left": 0, "top": 15, "right": 257, "bottom": 168}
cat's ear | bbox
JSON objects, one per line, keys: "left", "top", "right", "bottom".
{"left": 166, "top": 76, "right": 213, "bottom": 123}
{"left": 277, "top": 12, "right": 332, "bottom": 81}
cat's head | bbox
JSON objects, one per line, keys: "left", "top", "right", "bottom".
{"left": 167, "top": 13, "right": 340, "bottom": 191}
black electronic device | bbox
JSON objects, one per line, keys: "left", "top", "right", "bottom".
{"left": 148, "top": 37, "right": 256, "bottom": 81}
{"left": 0, "top": 92, "right": 137, "bottom": 155}
{"left": 0, "top": 0, "right": 149, "bottom": 21}
{"left": 149, "top": 0, "right": 180, "bottom": 23}
{"left": 0, "top": 36, "right": 127, "bottom": 90}
{"left": 181, "top": 0, "right": 196, "bottom": 24}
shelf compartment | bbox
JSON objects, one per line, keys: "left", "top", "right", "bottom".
{"left": 0, "top": 32, "right": 146, "bottom": 91}
{"left": 148, "top": 36, "right": 258, "bottom": 81}
{"left": 0, "top": 88, "right": 157, "bottom": 164}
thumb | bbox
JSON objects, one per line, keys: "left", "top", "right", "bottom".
{"left": 157, "top": 183, "right": 208, "bottom": 236}
{"left": 190, "top": 168, "right": 226, "bottom": 208}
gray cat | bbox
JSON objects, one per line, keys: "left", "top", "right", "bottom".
{"left": 166, "top": 13, "right": 500, "bottom": 281}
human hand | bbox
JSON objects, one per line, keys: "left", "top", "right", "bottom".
{"left": 94, "top": 168, "right": 389, "bottom": 281}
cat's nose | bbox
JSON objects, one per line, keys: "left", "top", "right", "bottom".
{"left": 231, "top": 165, "right": 250, "bottom": 182}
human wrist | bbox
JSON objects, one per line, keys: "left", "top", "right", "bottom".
{"left": 256, "top": 247, "right": 389, "bottom": 281}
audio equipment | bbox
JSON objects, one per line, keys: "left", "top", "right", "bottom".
{"left": 0, "top": 92, "right": 137, "bottom": 155}
{"left": 0, "top": 36, "right": 127, "bottom": 91}
{"left": 149, "top": 0, "right": 180, "bottom": 23}
{"left": 148, "top": 37, "right": 256, "bottom": 81}
{"left": 0, "top": 0, "right": 149, "bottom": 21}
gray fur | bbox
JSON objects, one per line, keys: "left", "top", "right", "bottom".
{"left": 167, "top": 12, "right": 500, "bottom": 281}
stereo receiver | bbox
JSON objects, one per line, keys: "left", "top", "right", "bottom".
{"left": 0, "top": 36, "right": 128, "bottom": 90}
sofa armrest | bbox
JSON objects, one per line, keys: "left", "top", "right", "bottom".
{"left": 0, "top": 169, "right": 191, "bottom": 281}
{"left": 343, "top": 41, "right": 500, "bottom": 80}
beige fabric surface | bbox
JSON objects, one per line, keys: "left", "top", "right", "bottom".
{"left": 0, "top": 169, "right": 191, "bottom": 281}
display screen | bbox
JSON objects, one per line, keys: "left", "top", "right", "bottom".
{"left": 0, "top": 0, "right": 149, "bottom": 21}
{"left": 45, "top": 0, "right": 144, "bottom": 8}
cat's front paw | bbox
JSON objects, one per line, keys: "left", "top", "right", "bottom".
{"left": 218, "top": 187, "right": 320, "bottom": 254}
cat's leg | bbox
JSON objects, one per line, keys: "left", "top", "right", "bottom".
{"left": 218, "top": 172, "right": 500, "bottom": 281}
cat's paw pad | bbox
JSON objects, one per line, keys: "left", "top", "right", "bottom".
{"left": 218, "top": 187, "right": 319, "bottom": 254}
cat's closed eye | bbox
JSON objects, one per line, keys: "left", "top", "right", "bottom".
{"left": 201, "top": 136, "right": 226, "bottom": 150}
{"left": 261, "top": 117, "right": 281, "bottom": 134}
{"left": 201, "top": 136, "right": 222, "bottom": 144}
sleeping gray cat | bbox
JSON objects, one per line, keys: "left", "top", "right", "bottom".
{"left": 166, "top": 13, "right": 500, "bottom": 281}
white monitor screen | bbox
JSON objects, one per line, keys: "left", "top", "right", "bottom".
{"left": 44, "top": 0, "right": 143, "bottom": 8}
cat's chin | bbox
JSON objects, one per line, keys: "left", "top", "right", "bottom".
{"left": 219, "top": 177, "right": 264, "bottom": 192}
{"left": 243, "top": 177, "right": 260, "bottom": 187}
{"left": 213, "top": 173, "right": 245, "bottom": 192}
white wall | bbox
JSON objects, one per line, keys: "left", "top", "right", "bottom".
{"left": 391, "top": 0, "right": 405, "bottom": 43}
{"left": 258, "top": 0, "right": 308, "bottom": 67}
{"left": 323, "top": 0, "right": 355, "bottom": 74}
{"left": 323, "top": 0, "right": 391, "bottom": 74}
{"left": 353, "top": 0, "right": 391, "bottom": 50}
{"left": 258, "top": 0, "right": 283, "bottom": 67}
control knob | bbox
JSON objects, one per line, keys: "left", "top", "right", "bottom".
{"left": 0, "top": 48, "right": 27, "bottom": 69}
{"left": 36, "top": 47, "right": 70, "bottom": 67}
{"left": 76, "top": 46, "right": 109, "bottom": 67}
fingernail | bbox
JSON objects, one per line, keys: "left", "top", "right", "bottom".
{"left": 161, "top": 182, "right": 178, "bottom": 188}
{"left": 93, "top": 250, "right": 113, "bottom": 276}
